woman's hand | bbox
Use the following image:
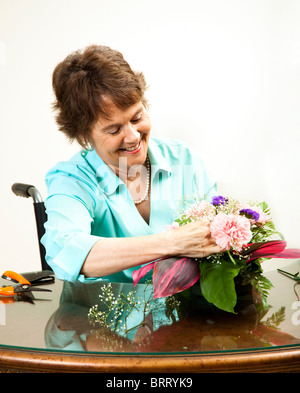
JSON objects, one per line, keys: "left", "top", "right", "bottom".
{"left": 164, "top": 220, "right": 221, "bottom": 258}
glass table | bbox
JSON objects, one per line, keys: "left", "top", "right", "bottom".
{"left": 0, "top": 260, "right": 299, "bottom": 373}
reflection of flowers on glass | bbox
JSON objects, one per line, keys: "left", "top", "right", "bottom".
{"left": 89, "top": 282, "right": 150, "bottom": 336}
{"left": 88, "top": 281, "right": 183, "bottom": 352}
{"left": 88, "top": 282, "right": 180, "bottom": 338}
{"left": 133, "top": 195, "right": 300, "bottom": 314}
{"left": 88, "top": 282, "right": 300, "bottom": 352}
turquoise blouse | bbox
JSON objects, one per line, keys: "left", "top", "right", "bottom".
{"left": 41, "top": 137, "right": 217, "bottom": 283}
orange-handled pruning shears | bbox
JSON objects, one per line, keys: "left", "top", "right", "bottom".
{"left": 2, "top": 270, "right": 55, "bottom": 286}
{"left": 2, "top": 271, "right": 31, "bottom": 286}
{"left": 0, "top": 270, "right": 52, "bottom": 301}
{"left": 0, "top": 284, "right": 51, "bottom": 296}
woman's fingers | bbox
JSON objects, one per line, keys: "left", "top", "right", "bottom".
{"left": 172, "top": 220, "right": 220, "bottom": 258}
{"left": 196, "top": 244, "right": 221, "bottom": 258}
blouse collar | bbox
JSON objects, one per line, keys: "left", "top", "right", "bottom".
{"left": 81, "top": 137, "right": 172, "bottom": 196}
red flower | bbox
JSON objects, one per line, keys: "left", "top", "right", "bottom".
{"left": 133, "top": 257, "right": 200, "bottom": 298}
{"left": 243, "top": 240, "right": 300, "bottom": 262}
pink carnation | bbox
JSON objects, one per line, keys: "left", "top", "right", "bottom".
{"left": 210, "top": 213, "right": 252, "bottom": 252}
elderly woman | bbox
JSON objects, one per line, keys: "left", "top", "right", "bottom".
{"left": 41, "top": 45, "right": 220, "bottom": 283}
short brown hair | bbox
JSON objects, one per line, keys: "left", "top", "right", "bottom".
{"left": 52, "top": 45, "right": 148, "bottom": 148}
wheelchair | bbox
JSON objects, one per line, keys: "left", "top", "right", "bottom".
{"left": 12, "top": 183, "right": 52, "bottom": 271}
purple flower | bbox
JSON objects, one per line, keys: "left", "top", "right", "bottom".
{"left": 240, "top": 208, "right": 260, "bottom": 221}
{"left": 211, "top": 195, "right": 228, "bottom": 206}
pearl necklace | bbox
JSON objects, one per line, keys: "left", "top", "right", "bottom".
{"left": 134, "top": 156, "right": 150, "bottom": 205}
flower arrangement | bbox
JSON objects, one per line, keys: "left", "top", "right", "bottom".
{"left": 133, "top": 195, "right": 300, "bottom": 313}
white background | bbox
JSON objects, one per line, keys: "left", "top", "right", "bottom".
{"left": 1, "top": 0, "right": 299, "bottom": 273}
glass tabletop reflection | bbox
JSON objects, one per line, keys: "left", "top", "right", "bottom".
{"left": 0, "top": 260, "right": 299, "bottom": 354}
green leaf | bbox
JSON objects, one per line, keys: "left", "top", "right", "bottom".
{"left": 199, "top": 260, "right": 241, "bottom": 313}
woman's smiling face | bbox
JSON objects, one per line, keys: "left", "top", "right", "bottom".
{"left": 90, "top": 98, "right": 151, "bottom": 175}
